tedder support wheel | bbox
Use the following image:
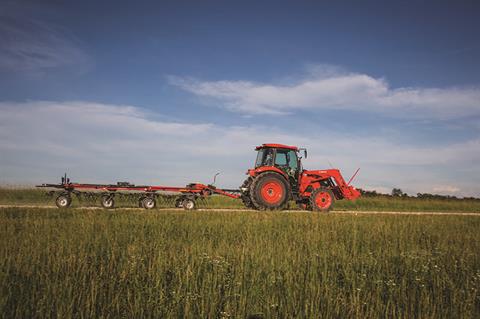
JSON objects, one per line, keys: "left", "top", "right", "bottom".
{"left": 138, "top": 197, "right": 145, "bottom": 208}
{"left": 55, "top": 194, "right": 72, "bottom": 208}
{"left": 250, "top": 172, "right": 290, "bottom": 210}
{"left": 142, "top": 197, "right": 156, "bottom": 209}
{"left": 175, "top": 197, "right": 184, "bottom": 208}
{"left": 183, "top": 198, "right": 196, "bottom": 210}
{"left": 101, "top": 195, "right": 115, "bottom": 209}
{"left": 310, "top": 187, "right": 335, "bottom": 212}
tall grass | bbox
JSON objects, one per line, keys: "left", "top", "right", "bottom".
{"left": 335, "top": 195, "right": 480, "bottom": 212}
{"left": 0, "top": 188, "right": 49, "bottom": 205}
{"left": 1, "top": 208, "right": 479, "bottom": 318}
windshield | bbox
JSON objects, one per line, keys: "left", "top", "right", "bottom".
{"left": 275, "top": 149, "right": 298, "bottom": 170}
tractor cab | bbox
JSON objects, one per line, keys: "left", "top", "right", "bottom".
{"left": 255, "top": 144, "right": 300, "bottom": 169}
{"left": 253, "top": 144, "right": 304, "bottom": 192}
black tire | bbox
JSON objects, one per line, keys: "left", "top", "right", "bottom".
{"left": 142, "top": 197, "right": 156, "bottom": 209}
{"left": 138, "top": 197, "right": 145, "bottom": 208}
{"left": 175, "top": 197, "right": 184, "bottom": 208}
{"left": 250, "top": 172, "right": 290, "bottom": 210}
{"left": 55, "top": 194, "right": 72, "bottom": 208}
{"left": 241, "top": 195, "right": 256, "bottom": 209}
{"left": 240, "top": 177, "right": 256, "bottom": 209}
{"left": 101, "top": 195, "right": 115, "bottom": 209}
{"left": 310, "top": 187, "right": 335, "bottom": 212}
{"left": 183, "top": 198, "right": 196, "bottom": 210}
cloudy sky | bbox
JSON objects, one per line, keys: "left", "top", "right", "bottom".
{"left": 1, "top": 0, "right": 479, "bottom": 197}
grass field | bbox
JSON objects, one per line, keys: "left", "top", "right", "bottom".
{"left": 1, "top": 207, "right": 479, "bottom": 318}
{"left": 1, "top": 187, "right": 480, "bottom": 212}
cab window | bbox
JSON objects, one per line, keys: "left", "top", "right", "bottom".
{"left": 275, "top": 149, "right": 298, "bottom": 170}
{"left": 255, "top": 148, "right": 274, "bottom": 167}
{"left": 275, "top": 151, "right": 287, "bottom": 166}
{"left": 287, "top": 150, "right": 298, "bottom": 170}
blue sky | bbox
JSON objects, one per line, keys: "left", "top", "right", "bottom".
{"left": 1, "top": 0, "right": 479, "bottom": 197}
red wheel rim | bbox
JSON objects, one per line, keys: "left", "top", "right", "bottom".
{"left": 260, "top": 181, "right": 284, "bottom": 204}
{"left": 315, "top": 191, "right": 332, "bottom": 209}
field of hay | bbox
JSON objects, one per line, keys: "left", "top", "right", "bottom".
{"left": 1, "top": 207, "right": 479, "bottom": 318}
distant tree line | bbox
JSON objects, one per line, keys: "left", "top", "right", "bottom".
{"left": 356, "top": 188, "right": 479, "bottom": 201}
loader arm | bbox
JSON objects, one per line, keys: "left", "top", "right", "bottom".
{"left": 300, "top": 169, "right": 361, "bottom": 200}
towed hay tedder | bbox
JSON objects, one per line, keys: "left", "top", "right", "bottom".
{"left": 38, "top": 144, "right": 360, "bottom": 211}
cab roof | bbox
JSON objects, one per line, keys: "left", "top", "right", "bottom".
{"left": 255, "top": 143, "right": 299, "bottom": 151}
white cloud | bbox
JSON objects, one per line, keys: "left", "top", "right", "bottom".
{"left": 0, "top": 101, "right": 479, "bottom": 197}
{"left": 170, "top": 68, "right": 480, "bottom": 119}
{"left": 432, "top": 185, "right": 461, "bottom": 194}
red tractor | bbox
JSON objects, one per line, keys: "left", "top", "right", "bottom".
{"left": 240, "top": 144, "right": 360, "bottom": 211}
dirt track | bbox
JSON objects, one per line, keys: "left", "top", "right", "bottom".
{"left": 1, "top": 205, "right": 479, "bottom": 216}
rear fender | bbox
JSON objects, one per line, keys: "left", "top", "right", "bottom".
{"left": 248, "top": 166, "right": 288, "bottom": 179}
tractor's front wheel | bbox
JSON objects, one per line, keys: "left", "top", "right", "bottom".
{"left": 250, "top": 172, "right": 290, "bottom": 210}
{"left": 310, "top": 187, "right": 335, "bottom": 212}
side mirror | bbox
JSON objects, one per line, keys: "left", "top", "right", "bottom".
{"left": 299, "top": 148, "right": 307, "bottom": 159}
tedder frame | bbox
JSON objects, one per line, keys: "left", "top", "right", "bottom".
{"left": 38, "top": 175, "right": 240, "bottom": 210}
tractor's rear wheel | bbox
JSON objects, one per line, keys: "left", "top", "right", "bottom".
{"left": 250, "top": 172, "right": 290, "bottom": 210}
{"left": 310, "top": 187, "right": 335, "bottom": 212}
{"left": 240, "top": 177, "right": 256, "bottom": 209}
{"left": 242, "top": 195, "right": 256, "bottom": 209}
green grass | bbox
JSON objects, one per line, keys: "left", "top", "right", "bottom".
{"left": 335, "top": 195, "right": 480, "bottom": 212}
{"left": 1, "top": 208, "right": 479, "bottom": 318}
{"left": 1, "top": 188, "right": 480, "bottom": 212}
{"left": 0, "top": 188, "right": 49, "bottom": 205}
